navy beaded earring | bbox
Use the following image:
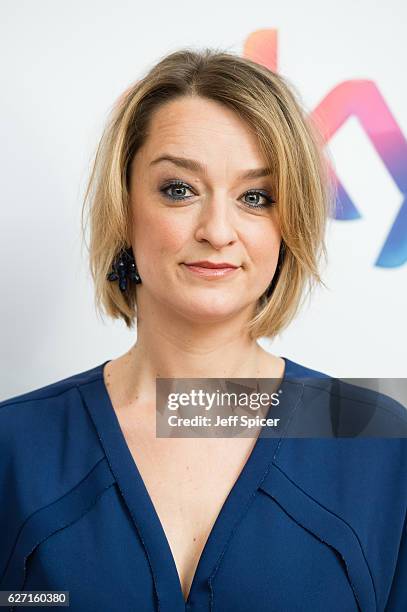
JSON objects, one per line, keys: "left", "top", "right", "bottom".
{"left": 265, "top": 241, "right": 286, "bottom": 299}
{"left": 107, "top": 246, "right": 142, "bottom": 292}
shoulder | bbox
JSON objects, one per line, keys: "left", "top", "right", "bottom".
{"left": 0, "top": 361, "right": 108, "bottom": 433}
{"left": 282, "top": 356, "right": 330, "bottom": 380}
{"left": 0, "top": 361, "right": 107, "bottom": 411}
{"left": 278, "top": 357, "right": 407, "bottom": 558}
{"left": 0, "top": 362, "right": 104, "bottom": 451}
{"left": 283, "top": 356, "right": 407, "bottom": 436}
{"left": 273, "top": 359, "right": 407, "bottom": 609}
{"left": 0, "top": 362, "right": 116, "bottom": 588}
{"left": 0, "top": 361, "right": 108, "bottom": 472}
{"left": 0, "top": 361, "right": 109, "bottom": 510}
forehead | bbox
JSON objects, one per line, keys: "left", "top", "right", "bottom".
{"left": 142, "top": 96, "right": 262, "bottom": 158}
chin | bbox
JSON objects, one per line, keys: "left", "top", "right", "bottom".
{"left": 177, "top": 296, "right": 242, "bottom": 321}
{"left": 185, "top": 310, "right": 238, "bottom": 324}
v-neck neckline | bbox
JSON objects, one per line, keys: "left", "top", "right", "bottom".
{"left": 79, "top": 357, "right": 305, "bottom": 611}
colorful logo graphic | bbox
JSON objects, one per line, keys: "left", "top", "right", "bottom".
{"left": 244, "top": 30, "right": 407, "bottom": 267}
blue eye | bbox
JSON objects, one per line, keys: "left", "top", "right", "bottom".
{"left": 243, "top": 189, "right": 275, "bottom": 209}
{"left": 159, "top": 180, "right": 275, "bottom": 209}
{"left": 160, "top": 180, "right": 193, "bottom": 201}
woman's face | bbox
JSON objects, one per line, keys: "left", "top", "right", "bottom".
{"left": 128, "top": 95, "right": 282, "bottom": 324}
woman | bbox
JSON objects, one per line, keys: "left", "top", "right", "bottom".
{"left": 0, "top": 48, "right": 406, "bottom": 611}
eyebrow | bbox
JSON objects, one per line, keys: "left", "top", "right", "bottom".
{"left": 149, "top": 154, "right": 272, "bottom": 180}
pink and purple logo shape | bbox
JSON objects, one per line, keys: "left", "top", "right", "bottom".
{"left": 245, "top": 30, "right": 407, "bottom": 268}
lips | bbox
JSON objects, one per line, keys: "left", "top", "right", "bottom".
{"left": 184, "top": 261, "right": 239, "bottom": 269}
{"left": 182, "top": 261, "right": 240, "bottom": 279}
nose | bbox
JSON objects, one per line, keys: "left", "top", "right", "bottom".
{"left": 193, "top": 195, "right": 238, "bottom": 249}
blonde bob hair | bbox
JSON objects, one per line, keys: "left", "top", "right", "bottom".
{"left": 82, "top": 47, "right": 335, "bottom": 339}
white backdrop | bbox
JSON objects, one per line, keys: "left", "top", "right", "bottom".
{"left": 1, "top": 0, "right": 406, "bottom": 400}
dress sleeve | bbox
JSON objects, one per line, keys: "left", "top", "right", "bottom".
{"left": 384, "top": 511, "right": 407, "bottom": 611}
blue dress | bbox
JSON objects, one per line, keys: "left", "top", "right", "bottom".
{"left": 0, "top": 357, "right": 406, "bottom": 611}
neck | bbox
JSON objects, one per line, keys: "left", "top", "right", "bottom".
{"left": 107, "top": 294, "right": 284, "bottom": 408}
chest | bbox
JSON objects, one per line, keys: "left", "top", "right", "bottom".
{"left": 121, "top": 422, "right": 257, "bottom": 602}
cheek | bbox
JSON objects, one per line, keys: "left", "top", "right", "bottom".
{"left": 246, "top": 225, "right": 281, "bottom": 269}
{"left": 132, "top": 209, "right": 188, "bottom": 262}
